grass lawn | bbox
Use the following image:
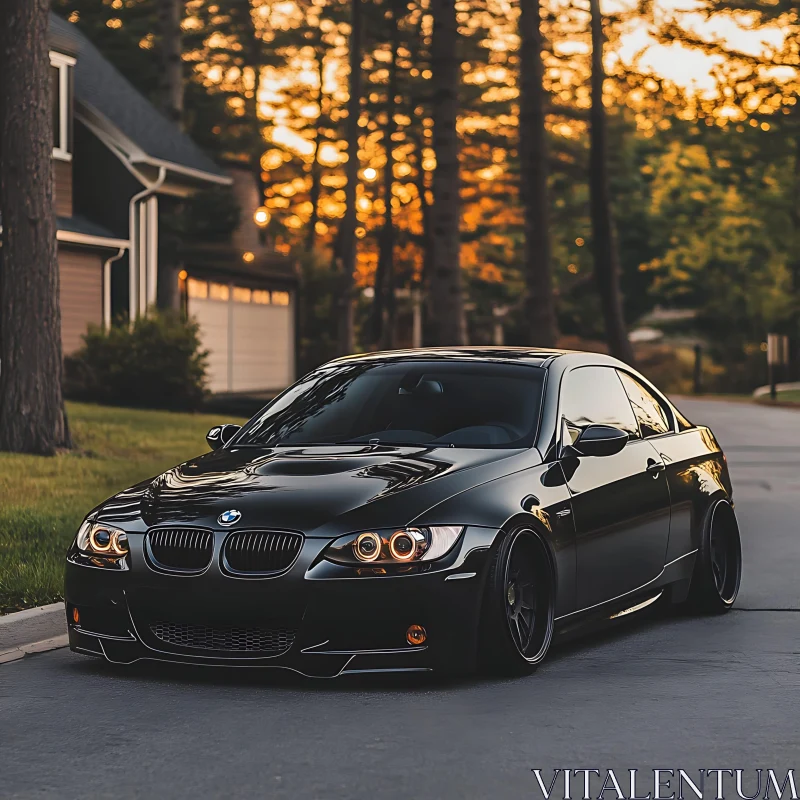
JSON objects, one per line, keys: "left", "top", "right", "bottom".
{"left": 0, "top": 402, "right": 245, "bottom": 614}
{"left": 774, "top": 389, "right": 800, "bottom": 403}
{"left": 755, "top": 389, "right": 800, "bottom": 406}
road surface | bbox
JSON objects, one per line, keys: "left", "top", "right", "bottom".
{"left": 2, "top": 398, "right": 799, "bottom": 799}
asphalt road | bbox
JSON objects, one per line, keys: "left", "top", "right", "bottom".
{"left": 2, "top": 398, "right": 799, "bottom": 800}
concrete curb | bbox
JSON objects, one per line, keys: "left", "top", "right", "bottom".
{"left": 753, "top": 381, "right": 800, "bottom": 398}
{"left": 0, "top": 635, "right": 70, "bottom": 665}
{"left": 0, "top": 602, "right": 68, "bottom": 664}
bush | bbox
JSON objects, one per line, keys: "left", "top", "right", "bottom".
{"left": 65, "top": 311, "right": 209, "bottom": 410}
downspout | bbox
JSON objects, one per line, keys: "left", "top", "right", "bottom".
{"left": 103, "top": 247, "right": 126, "bottom": 331}
{"left": 128, "top": 166, "right": 166, "bottom": 322}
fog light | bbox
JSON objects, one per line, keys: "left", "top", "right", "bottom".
{"left": 406, "top": 624, "right": 427, "bottom": 646}
{"left": 72, "top": 607, "right": 80, "bottom": 625}
{"left": 354, "top": 531, "right": 381, "bottom": 562}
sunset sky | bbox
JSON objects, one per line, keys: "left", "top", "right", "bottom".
{"left": 615, "top": 0, "right": 788, "bottom": 92}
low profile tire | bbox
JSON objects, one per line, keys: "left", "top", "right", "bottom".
{"left": 479, "top": 528, "right": 555, "bottom": 675}
{"left": 683, "top": 498, "right": 742, "bottom": 614}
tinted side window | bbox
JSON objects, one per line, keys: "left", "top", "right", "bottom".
{"left": 561, "top": 367, "right": 639, "bottom": 441}
{"left": 618, "top": 372, "right": 671, "bottom": 438}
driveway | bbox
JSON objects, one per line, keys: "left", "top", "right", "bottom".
{"left": 1, "top": 397, "right": 798, "bottom": 799}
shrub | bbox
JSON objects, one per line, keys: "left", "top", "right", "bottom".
{"left": 65, "top": 311, "right": 209, "bottom": 411}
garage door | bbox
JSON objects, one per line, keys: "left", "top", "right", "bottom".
{"left": 59, "top": 247, "right": 103, "bottom": 354}
{"left": 188, "top": 279, "right": 294, "bottom": 394}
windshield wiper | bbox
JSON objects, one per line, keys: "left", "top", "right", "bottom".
{"left": 333, "top": 439, "right": 452, "bottom": 448}
{"left": 236, "top": 440, "right": 453, "bottom": 449}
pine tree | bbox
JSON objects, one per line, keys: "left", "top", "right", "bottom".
{"left": 428, "top": 0, "right": 467, "bottom": 345}
{"left": 588, "top": 0, "right": 635, "bottom": 362}
{"left": 518, "top": 0, "right": 558, "bottom": 347}
{"left": 0, "top": 0, "right": 73, "bottom": 454}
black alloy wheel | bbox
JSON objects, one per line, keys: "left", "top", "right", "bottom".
{"left": 685, "top": 498, "right": 742, "bottom": 613}
{"left": 480, "top": 528, "right": 555, "bottom": 675}
{"left": 504, "top": 537, "right": 538, "bottom": 654}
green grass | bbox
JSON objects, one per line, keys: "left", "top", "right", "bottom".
{"left": 0, "top": 402, "right": 245, "bottom": 614}
{"left": 755, "top": 389, "right": 800, "bottom": 406}
{"left": 776, "top": 390, "right": 800, "bottom": 403}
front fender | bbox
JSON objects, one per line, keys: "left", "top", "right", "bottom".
{"left": 411, "top": 462, "right": 577, "bottom": 618}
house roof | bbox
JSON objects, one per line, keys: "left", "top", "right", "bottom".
{"left": 49, "top": 13, "right": 230, "bottom": 185}
{"left": 57, "top": 215, "right": 130, "bottom": 249}
{"left": 181, "top": 244, "right": 298, "bottom": 286}
{"left": 58, "top": 214, "right": 116, "bottom": 239}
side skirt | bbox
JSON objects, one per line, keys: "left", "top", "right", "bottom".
{"left": 553, "top": 549, "right": 697, "bottom": 638}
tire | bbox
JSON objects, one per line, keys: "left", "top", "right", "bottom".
{"left": 683, "top": 498, "right": 742, "bottom": 614}
{"left": 479, "top": 528, "right": 555, "bottom": 675}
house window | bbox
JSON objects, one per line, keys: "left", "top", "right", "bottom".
{"left": 50, "top": 51, "right": 75, "bottom": 161}
{"left": 232, "top": 286, "right": 252, "bottom": 304}
{"left": 187, "top": 278, "right": 208, "bottom": 299}
{"left": 252, "top": 290, "right": 271, "bottom": 305}
{"left": 209, "top": 282, "right": 230, "bottom": 301}
{"left": 272, "top": 290, "right": 290, "bottom": 306}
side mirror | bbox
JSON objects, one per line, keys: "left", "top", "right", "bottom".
{"left": 206, "top": 424, "right": 241, "bottom": 451}
{"left": 570, "top": 424, "right": 628, "bottom": 458}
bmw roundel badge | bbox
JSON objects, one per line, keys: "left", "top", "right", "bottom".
{"left": 218, "top": 509, "right": 241, "bottom": 526}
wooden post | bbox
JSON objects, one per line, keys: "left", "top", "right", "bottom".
{"left": 693, "top": 344, "right": 703, "bottom": 395}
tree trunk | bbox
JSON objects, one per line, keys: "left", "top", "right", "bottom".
{"left": 789, "top": 117, "right": 800, "bottom": 380}
{"left": 372, "top": 11, "right": 400, "bottom": 350}
{"left": 518, "top": 0, "right": 558, "bottom": 348}
{"left": 306, "top": 51, "right": 326, "bottom": 254}
{"left": 338, "top": 0, "right": 363, "bottom": 356}
{"left": 588, "top": 0, "right": 634, "bottom": 363}
{"left": 790, "top": 116, "right": 800, "bottom": 295}
{"left": 0, "top": 0, "right": 72, "bottom": 454}
{"left": 415, "top": 140, "right": 433, "bottom": 286}
{"left": 519, "top": 0, "right": 558, "bottom": 347}
{"left": 428, "top": 0, "right": 467, "bottom": 346}
{"left": 158, "top": 0, "right": 184, "bottom": 127}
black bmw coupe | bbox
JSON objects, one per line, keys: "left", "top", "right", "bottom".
{"left": 65, "top": 348, "right": 742, "bottom": 676}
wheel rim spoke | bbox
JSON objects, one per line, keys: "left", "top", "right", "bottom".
{"left": 504, "top": 535, "right": 542, "bottom": 658}
{"left": 708, "top": 508, "right": 742, "bottom": 601}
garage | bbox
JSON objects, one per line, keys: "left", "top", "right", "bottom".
{"left": 187, "top": 277, "right": 294, "bottom": 394}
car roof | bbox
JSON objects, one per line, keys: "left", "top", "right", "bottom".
{"left": 327, "top": 346, "right": 576, "bottom": 367}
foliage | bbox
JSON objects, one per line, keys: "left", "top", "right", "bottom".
{"left": 51, "top": 0, "right": 800, "bottom": 390}
{"left": 185, "top": 184, "right": 242, "bottom": 242}
{"left": 64, "top": 312, "right": 209, "bottom": 411}
{"left": 296, "top": 248, "right": 345, "bottom": 375}
{"left": 0, "top": 402, "right": 246, "bottom": 613}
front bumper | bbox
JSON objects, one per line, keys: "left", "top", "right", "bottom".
{"left": 65, "top": 527, "right": 498, "bottom": 677}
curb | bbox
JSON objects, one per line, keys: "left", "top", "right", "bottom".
{"left": 0, "top": 634, "right": 70, "bottom": 665}
{"left": 753, "top": 381, "right": 800, "bottom": 398}
{"left": 0, "top": 601, "right": 63, "bottom": 625}
{"left": 0, "top": 602, "right": 68, "bottom": 664}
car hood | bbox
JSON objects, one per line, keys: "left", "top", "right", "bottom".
{"left": 95, "top": 444, "right": 537, "bottom": 536}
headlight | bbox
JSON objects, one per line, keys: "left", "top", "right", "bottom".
{"left": 324, "top": 526, "right": 464, "bottom": 566}
{"left": 75, "top": 520, "right": 129, "bottom": 557}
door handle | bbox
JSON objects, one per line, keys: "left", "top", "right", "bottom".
{"left": 646, "top": 458, "right": 665, "bottom": 477}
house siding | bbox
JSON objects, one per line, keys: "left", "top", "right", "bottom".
{"left": 54, "top": 158, "right": 73, "bottom": 217}
{"left": 59, "top": 245, "right": 103, "bottom": 353}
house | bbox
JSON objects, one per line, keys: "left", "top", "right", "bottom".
{"left": 46, "top": 14, "right": 297, "bottom": 393}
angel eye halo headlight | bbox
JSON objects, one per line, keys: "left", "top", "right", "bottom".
{"left": 325, "top": 525, "right": 464, "bottom": 566}
{"left": 75, "top": 520, "right": 129, "bottom": 557}
{"left": 354, "top": 531, "right": 382, "bottom": 562}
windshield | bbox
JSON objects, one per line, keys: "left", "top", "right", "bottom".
{"left": 234, "top": 359, "right": 545, "bottom": 449}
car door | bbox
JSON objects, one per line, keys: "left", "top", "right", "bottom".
{"left": 561, "top": 366, "right": 671, "bottom": 611}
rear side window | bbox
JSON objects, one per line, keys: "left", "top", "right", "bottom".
{"left": 561, "top": 366, "right": 640, "bottom": 441}
{"left": 618, "top": 371, "right": 672, "bottom": 437}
